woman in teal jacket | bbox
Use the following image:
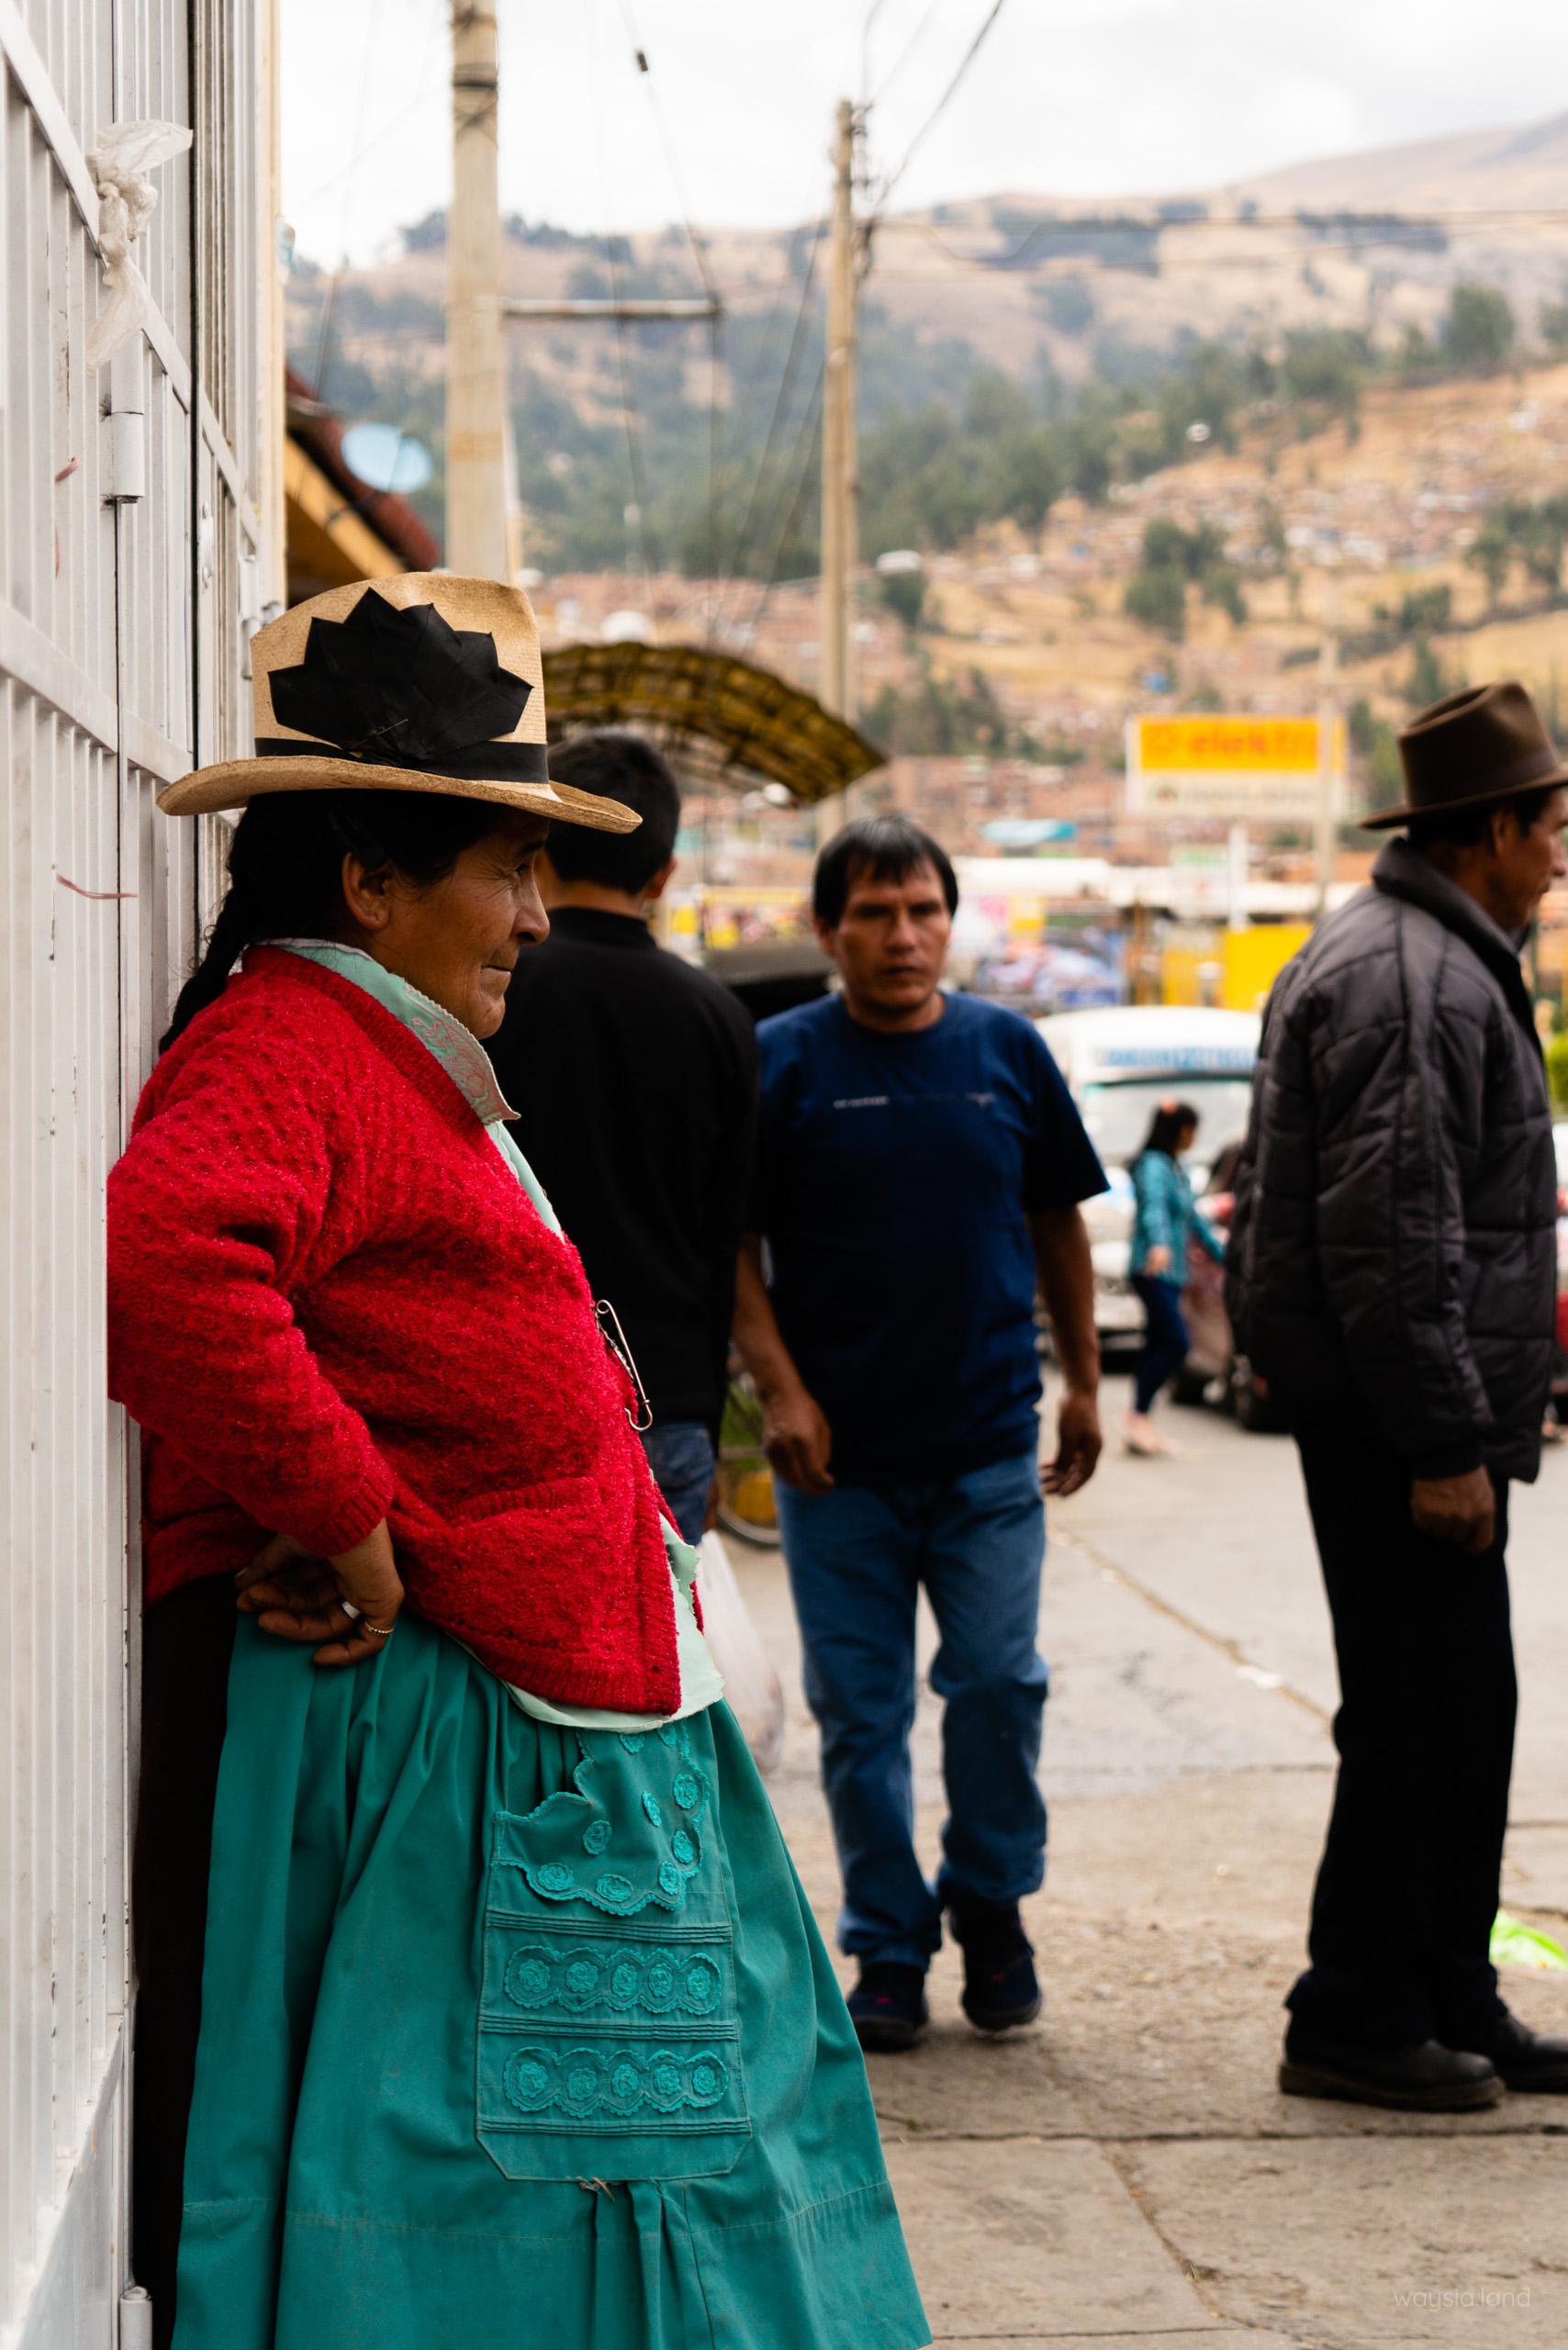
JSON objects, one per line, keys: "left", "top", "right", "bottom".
{"left": 1125, "top": 1100, "right": 1225, "bottom": 1455}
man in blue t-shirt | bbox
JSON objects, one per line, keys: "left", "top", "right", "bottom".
{"left": 734, "top": 815, "right": 1106, "bottom": 2052}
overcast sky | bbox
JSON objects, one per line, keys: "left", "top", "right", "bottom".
{"left": 281, "top": 0, "right": 1568, "bottom": 266}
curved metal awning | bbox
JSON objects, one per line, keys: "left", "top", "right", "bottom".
{"left": 541, "top": 641, "right": 886, "bottom": 805}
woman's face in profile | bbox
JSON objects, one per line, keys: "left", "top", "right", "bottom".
{"left": 343, "top": 811, "right": 553, "bottom": 1035}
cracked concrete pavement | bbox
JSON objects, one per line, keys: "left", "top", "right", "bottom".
{"left": 726, "top": 1374, "right": 1568, "bottom": 2347}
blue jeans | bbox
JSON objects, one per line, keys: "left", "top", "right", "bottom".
{"left": 1131, "top": 1272, "right": 1189, "bottom": 1414}
{"left": 776, "top": 1449, "right": 1048, "bottom": 1970}
{"left": 639, "top": 1421, "right": 715, "bottom": 1548}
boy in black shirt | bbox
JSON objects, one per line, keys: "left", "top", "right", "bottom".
{"left": 487, "top": 733, "right": 757, "bottom": 1541}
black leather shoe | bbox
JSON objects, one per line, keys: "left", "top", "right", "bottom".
{"left": 1457, "top": 2011, "right": 1568, "bottom": 2091}
{"left": 847, "top": 1962, "right": 929, "bottom": 2053}
{"left": 950, "top": 1904, "right": 1042, "bottom": 2032}
{"left": 1280, "top": 2027, "right": 1501, "bottom": 2110}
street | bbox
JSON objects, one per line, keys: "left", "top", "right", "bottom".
{"left": 734, "top": 1373, "right": 1568, "bottom": 2348}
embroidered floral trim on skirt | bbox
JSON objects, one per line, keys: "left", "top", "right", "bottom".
{"left": 172, "top": 1612, "right": 929, "bottom": 2350}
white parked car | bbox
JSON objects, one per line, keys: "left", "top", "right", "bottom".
{"left": 1036, "top": 1005, "right": 1261, "bottom": 1360}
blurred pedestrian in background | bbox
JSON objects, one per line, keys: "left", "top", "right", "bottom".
{"left": 487, "top": 732, "right": 757, "bottom": 1544}
{"left": 1123, "top": 1098, "right": 1226, "bottom": 1456}
{"left": 1228, "top": 680, "right": 1568, "bottom": 2112}
{"left": 733, "top": 814, "right": 1105, "bottom": 2052}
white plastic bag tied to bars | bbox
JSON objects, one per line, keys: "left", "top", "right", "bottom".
{"left": 697, "top": 1533, "right": 786, "bottom": 1775}
{"left": 85, "top": 120, "right": 194, "bottom": 372}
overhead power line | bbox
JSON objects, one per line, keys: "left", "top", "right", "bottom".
{"left": 871, "top": 0, "right": 1009, "bottom": 218}
{"left": 611, "top": 0, "right": 722, "bottom": 308}
{"left": 868, "top": 0, "right": 945, "bottom": 106}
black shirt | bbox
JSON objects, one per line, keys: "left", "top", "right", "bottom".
{"left": 487, "top": 906, "right": 758, "bottom": 1427}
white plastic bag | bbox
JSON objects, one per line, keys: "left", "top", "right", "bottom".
{"left": 696, "top": 1531, "right": 785, "bottom": 1776}
{"left": 85, "top": 120, "right": 193, "bottom": 372}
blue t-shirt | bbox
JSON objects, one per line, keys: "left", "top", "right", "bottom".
{"left": 747, "top": 991, "right": 1106, "bottom": 1486}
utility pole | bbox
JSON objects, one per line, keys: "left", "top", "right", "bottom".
{"left": 817, "top": 98, "right": 858, "bottom": 843}
{"left": 447, "top": 2, "right": 508, "bottom": 578}
{"left": 1315, "top": 566, "right": 1341, "bottom": 916}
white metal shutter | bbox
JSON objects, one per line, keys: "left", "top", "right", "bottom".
{"left": 0, "top": 3, "right": 266, "bottom": 2339}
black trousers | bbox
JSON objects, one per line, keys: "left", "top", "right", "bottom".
{"left": 131, "top": 1578, "right": 237, "bottom": 2349}
{"left": 1288, "top": 1435, "right": 1516, "bottom": 2051}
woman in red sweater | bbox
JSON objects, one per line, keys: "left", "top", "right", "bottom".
{"left": 110, "top": 577, "right": 927, "bottom": 2350}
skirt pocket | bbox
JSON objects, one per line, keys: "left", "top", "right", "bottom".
{"left": 476, "top": 1721, "right": 753, "bottom": 2183}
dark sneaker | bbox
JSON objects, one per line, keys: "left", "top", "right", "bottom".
{"left": 846, "top": 1962, "right": 929, "bottom": 2053}
{"left": 950, "top": 1904, "right": 1042, "bottom": 2032}
{"left": 1280, "top": 2027, "right": 1501, "bottom": 2111}
{"left": 1457, "top": 2011, "right": 1568, "bottom": 2091}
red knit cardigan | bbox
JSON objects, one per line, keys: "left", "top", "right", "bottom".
{"left": 106, "top": 948, "right": 680, "bottom": 1712}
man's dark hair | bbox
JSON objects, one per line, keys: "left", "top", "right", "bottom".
{"left": 1406, "top": 783, "right": 1561, "bottom": 851}
{"left": 812, "top": 814, "right": 958, "bottom": 929}
{"left": 545, "top": 731, "right": 680, "bottom": 892}
{"left": 1138, "top": 1100, "right": 1199, "bottom": 1158}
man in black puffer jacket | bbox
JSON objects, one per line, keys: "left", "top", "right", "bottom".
{"left": 1227, "top": 680, "right": 1568, "bottom": 2112}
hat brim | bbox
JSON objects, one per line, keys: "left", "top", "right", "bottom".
{"left": 155, "top": 755, "right": 641, "bottom": 833}
{"left": 1361, "top": 762, "right": 1568, "bottom": 828}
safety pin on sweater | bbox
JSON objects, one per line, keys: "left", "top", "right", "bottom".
{"left": 594, "top": 1298, "right": 654, "bottom": 1433}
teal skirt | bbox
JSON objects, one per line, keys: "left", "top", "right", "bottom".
{"left": 173, "top": 1612, "right": 928, "bottom": 2350}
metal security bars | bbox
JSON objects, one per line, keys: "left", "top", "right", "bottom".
{"left": 0, "top": 3, "right": 272, "bottom": 2339}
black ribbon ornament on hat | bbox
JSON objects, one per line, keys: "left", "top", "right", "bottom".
{"left": 257, "top": 589, "right": 549, "bottom": 782}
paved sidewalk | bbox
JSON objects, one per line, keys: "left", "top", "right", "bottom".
{"left": 730, "top": 1382, "right": 1568, "bottom": 2347}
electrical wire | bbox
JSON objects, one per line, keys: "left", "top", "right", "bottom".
{"left": 583, "top": 0, "right": 658, "bottom": 613}
{"left": 312, "top": 0, "right": 384, "bottom": 399}
{"left": 610, "top": 0, "right": 722, "bottom": 308}
{"left": 608, "top": 1, "right": 730, "bottom": 623}
{"left": 869, "top": 0, "right": 1009, "bottom": 219}
{"left": 719, "top": 268, "right": 795, "bottom": 466}
{"left": 746, "top": 362, "right": 827, "bottom": 637}
{"left": 710, "top": 226, "right": 825, "bottom": 634}
{"left": 868, "top": 0, "right": 945, "bottom": 106}
{"left": 290, "top": 81, "right": 442, "bottom": 216}
{"left": 306, "top": 0, "right": 446, "bottom": 399}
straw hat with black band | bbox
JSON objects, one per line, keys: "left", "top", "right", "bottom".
{"left": 1363, "top": 679, "right": 1568, "bottom": 831}
{"left": 157, "top": 575, "right": 639, "bottom": 835}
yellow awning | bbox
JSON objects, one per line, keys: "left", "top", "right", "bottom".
{"left": 542, "top": 642, "right": 886, "bottom": 805}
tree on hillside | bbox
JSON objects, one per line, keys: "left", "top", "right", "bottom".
{"left": 1124, "top": 562, "right": 1188, "bottom": 637}
{"left": 1398, "top": 584, "right": 1452, "bottom": 635}
{"left": 1406, "top": 636, "right": 1454, "bottom": 710}
{"left": 1465, "top": 517, "right": 1512, "bottom": 609}
{"left": 1349, "top": 696, "right": 1405, "bottom": 818}
{"left": 1445, "top": 282, "right": 1516, "bottom": 373}
{"left": 1125, "top": 517, "right": 1247, "bottom": 638}
{"left": 863, "top": 657, "right": 1030, "bottom": 757}
{"left": 1464, "top": 496, "right": 1568, "bottom": 611}
{"left": 879, "top": 568, "right": 925, "bottom": 629}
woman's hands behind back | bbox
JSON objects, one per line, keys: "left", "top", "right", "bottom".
{"left": 237, "top": 1518, "right": 404, "bottom": 1665}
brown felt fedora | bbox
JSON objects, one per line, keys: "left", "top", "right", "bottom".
{"left": 1363, "top": 678, "right": 1568, "bottom": 830}
{"left": 157, "top": 576, "right": 638, "bottom": 834}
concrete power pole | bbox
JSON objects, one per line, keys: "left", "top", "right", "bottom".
{"left": 817, "top": 99, "right": 858, "bottom": 842}
{"left": 447, "top": 3, "right": 508, "bottom": 578}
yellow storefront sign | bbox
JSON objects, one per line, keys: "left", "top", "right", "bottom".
{"left": 1139, "top": 718, "right": 1320, "bottom": 771}
{"left": 1127, "top": 714, "right": 1345, "bottom": 820}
